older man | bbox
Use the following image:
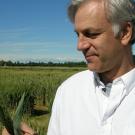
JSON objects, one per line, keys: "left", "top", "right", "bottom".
{"left": 2, "top": 0, "right": 135, "bottom": 135}
{"left": 47, "top": 0, "right": 135, "bottom": 135}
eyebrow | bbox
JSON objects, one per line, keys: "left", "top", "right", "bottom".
{"left": 74, "top": 27, "right": 103, "bottom": 33}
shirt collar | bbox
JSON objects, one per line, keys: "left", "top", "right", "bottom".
{"left": 120, "top": 68, "right": 135, "bottom": 95}
{"left": 94, "top": 72, "right": 104, "bottom": 88}
{"left": 94, "top": 72, "right": 112, "bottom": 95}
{"left": 94, "top": 68, "right": 135, "bottom": 95}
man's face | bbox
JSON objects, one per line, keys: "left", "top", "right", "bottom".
{"left": 74, "top": 1, "right": 124, "bottom": 73}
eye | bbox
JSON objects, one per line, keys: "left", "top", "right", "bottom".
{"left": 84, "top": 31, "right": 100, "bottom": 38}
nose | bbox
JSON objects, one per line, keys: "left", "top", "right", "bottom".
{"left": 77, "top": 34, "right": 90, "bottom": 51}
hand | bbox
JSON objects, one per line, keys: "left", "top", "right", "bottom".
{"left": 2, "top": 122, "right": 38, "bottom": 135}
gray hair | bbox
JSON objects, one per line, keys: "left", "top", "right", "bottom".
{"left": 68, "top": 0, "right": 135, "bottom": 44}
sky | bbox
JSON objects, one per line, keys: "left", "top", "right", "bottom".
{"left": 0, "top": 0, "right": 135, "bottom": 63}
{"left": 0, "top": 0, "right": 84, "bottom": 62}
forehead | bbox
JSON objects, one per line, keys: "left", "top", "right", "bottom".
{"left": 74, "top": 0, "right": 111, "bottom": 31}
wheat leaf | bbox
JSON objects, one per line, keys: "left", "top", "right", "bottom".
{"left": 13, "top": 92, "right": 26, "bottom": 135}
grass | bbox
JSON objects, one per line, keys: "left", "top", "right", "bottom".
{"left": 26, "top": 114, "right": 50, "bottom": 135}
{"left": 0, "top": 66, "right": 86, "bottom": 134}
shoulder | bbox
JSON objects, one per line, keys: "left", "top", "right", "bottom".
{"left": 52, "top": 70, "right": 96, "bottom": 113}
{"left": 61, "top": 70, "right": 94, "bottom": 87}
{"left": 51, "top": 70, "right": 96, "bottom": 114}
{"left": 56, "top": 70, "right": 95, "bottom": 95}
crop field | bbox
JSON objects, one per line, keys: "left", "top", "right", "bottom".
{"left": 0, "top": 66, "right": 86, "bottom": 135}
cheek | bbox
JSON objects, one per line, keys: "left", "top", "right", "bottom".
{"left": 95, "top": 43, "right": 117, "bottom": 67}
{"left": 99, "top": 47, "right": 116, "bottom": 64}
{"left": 98, "top": 43, "right": 123, "bottom": 70}
{"left": 97, "top": 37, "right": 120, "bottom": 56}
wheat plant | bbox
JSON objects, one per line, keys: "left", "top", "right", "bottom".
{"left": 0, "top": 92, "right": 26, "bottom": 135}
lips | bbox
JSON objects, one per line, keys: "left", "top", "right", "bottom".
{"left": 83, "top": 49, "right": 98, "bottom": 62}
{"left": 85, "top": 54, "right": 98, "bottom": 63}
{"left": 85, "top": 52, "right": 98, "bottom": 58}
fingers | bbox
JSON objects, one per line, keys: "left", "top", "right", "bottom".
{"left": 21, "top": 122, "right": 38, "bottom": 135}
{"left": 21, "top": 122, "right": 35, "bottom": 134}
{"left": 2, "top": 128, "right": 10, "bottom": 135}
{"left": 2, "top": 122, "right": 38, "bottom": 135}
{"left": 23, "top": 133, "right": 38, "bottom": 135}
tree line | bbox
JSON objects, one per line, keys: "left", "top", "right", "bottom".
{"left": 0, "top": 60, "right": 87, "bottom": 67}
{"left": 1, "top": 54, "right": 135, "bottom": 67}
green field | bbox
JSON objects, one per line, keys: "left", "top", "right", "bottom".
{"left": 0, "top": 66, "right": 86, "bottom": 135}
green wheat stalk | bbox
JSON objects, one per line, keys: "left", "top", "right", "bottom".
{"left": 0, "top": 92, "right": 27, "bottom": 135}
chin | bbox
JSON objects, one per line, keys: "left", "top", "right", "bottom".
{"left": 87, "top": 64, "right": 103, "bottom": 73}
{"left": 87, "top": 64, "right": 97, "bottom": 72}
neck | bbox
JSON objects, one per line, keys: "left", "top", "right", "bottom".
{"left": 99, "top": 51, "right": 134, "bottom": 84}
{"left": 99, "top": 64, "right": 134, "bottom": 84}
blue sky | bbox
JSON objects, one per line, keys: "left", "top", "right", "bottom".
{"left": 0, "top": 0, "right": 135, "bottom": 62}
{"left": 0, "top": 0, "right": 84, "bottom": 62}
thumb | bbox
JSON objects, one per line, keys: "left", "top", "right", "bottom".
{"left": 21, "top": 122, "right": 38, "bottom": 135}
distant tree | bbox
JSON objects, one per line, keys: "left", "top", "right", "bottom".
{"left": 6, "top": 60, "right": 13, "bottom": 66}
{"left": 0, "top": 60, "right": 5, "bottom": 66}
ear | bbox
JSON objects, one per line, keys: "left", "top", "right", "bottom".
{"left": 120, "top": 22, "right": 132, "bottom": 46}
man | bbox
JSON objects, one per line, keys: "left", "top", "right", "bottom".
{"left": 2, "top": 0, "right": 135, "bottom": 135}
{"left": 47, "top": 0, "right": 135, "bottom": 135}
